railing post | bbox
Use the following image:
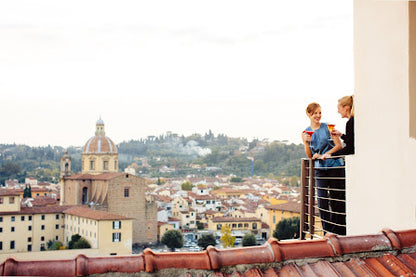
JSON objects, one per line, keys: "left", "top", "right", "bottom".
{"left": 308, "top": 159, "right": 315, "bottom": 238}
{"left": 300, "top": 159, "right": 308, "bottom": 239}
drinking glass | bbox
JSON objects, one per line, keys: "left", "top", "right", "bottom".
{"left": 305, "top": 131, "right": 314, "bottom": 148}
{"left": 327, "top": 123, "right": 335, "bottom": 141}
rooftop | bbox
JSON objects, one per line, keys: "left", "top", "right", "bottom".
{"left": 63, "top": 173, "right": 127, "bottom": 181}
{"left": 63, "top": 206, "right": 132, "bottom": 221}
{"left": 2, "top": 228, "right": 416, "bottom": 276}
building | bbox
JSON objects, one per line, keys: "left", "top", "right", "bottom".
{"left": 63, "top": 206, "right": 132, "bottom": 255}
{"left": 208, "top": 217, "right": 262, "bottom": 235}
{"left": 81, "top": 118, "right": 118, "bottom": 175}
{"left": 60, "top": 119, "right": 157, "bottom": 244}
{"left": 266, "top": 201, "right": 301, "bottom": 235}
{"left": 157, "top": 222, "right": 175, "bottom": 242}
{"left": 0, "top": 189, "right": 67, "bottom": 253}
{"left": 0, "top": 188, "right": 133, "bottom": 256}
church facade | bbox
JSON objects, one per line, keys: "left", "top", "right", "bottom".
{"left": 61, "top": 119, "right": 157, "bottom": 244}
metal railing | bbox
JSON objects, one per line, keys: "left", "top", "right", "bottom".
{"left": 300, "top": 157, "right": 346, "bottom": 239}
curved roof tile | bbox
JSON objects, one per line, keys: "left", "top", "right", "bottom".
{"left": 2, "top": 228, "right": 416, "bottom": 276}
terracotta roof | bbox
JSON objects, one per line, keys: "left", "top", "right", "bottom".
{"left": 64, "top": 172, "right": 126, "bottom": 181}
{"left": 2, "top": 228, "right": 416, "bottom": 276}
{"left": 30, "top": 196, "right": 59, "bottom": 206}
{"left": 83, "top": 135, "right": 117, "bottom": 154}
{"left": 211, "top": 217, "right": 261, "bottom": 223}
{"left": 63, "top": 206, "right": 131, "bottom": 221}
{"left": 0, "top": 189, "right": 20, "bottom": 196}
{"left": 0, "top": 205, "right": 73, "bottom": 216}
{"left": 267, "top": 201, "right": 301, "bottom": 213}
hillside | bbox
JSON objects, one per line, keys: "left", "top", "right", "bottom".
{"left": 0, "top": 131, "right": 305, "bottom": 184}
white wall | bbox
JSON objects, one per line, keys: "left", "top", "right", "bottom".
{"left": 349, "top": 0, "right": 416, "bottom": 235}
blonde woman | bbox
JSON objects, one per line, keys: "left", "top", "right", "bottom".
{"left": 332, "top": 95, "right": 355, "bottom": 156}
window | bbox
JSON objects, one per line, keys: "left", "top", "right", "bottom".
{"left": 41, "top": 236, "right": 45, "bottom": 241}
{"left": 252, "top": 223, "right": 257, "bottom": 230}
{"left": 28, "top": 216, "right": 32, "bottom": 221}
{"left": 244, "top": 223, "right": 249, "bottom": 228}
{"left": 41, "top": 215, "right": 45, "bottom": 220}
{"left": 10, "top": 241, "right": 15, "bottom": 249}
{"left": 0, "top": 227, "right": 2, "bottom": 233}
{"left": 27, "top": 245, "right": 32, "bottom": 252}
{"left": 11, "top": 227, "right": 14, "bottom": 232}
{"left": 40, "top": 243, "right": 45, "bottom": 251}
{"left": 103, "top": 161, "right": 109, "bottom": 170}
{"left": 21, "top": 216, "right": 25, "bottom": 221}
{"left": 0, "top": 197, "right": 3, "bottom": 204}
{"left": 90, "top": 160, "right": 95, "bottom": 170}
{"left": 9, "top": 197, "right": 14, "bottom": 204}
{"left": 55, "top": 224, "right": 59, "bottom": 230}
{"left": 124, "top": 188, "right": 130, "bottom": 198}
{"left": 113, "top": 221, "right": 121, "bottom": 229}
{"left": 112, "top": 232, "right": 121, "bottom": 242}
{"left": 11, "top": 216, "right": 15, "bottom": 222}
{"left": 217, "top": 224, "right": 222, "bottom": 230}
{"left": 273, "top": 215, "right": 276, "bottom": 224}
{"left": 0, "top": 217, "right": 2, "bottom": 222}
{"left": 56, "top": 236, "right": 58, "bottom": 241}
{"left": 238, "top": 223, "right": 243, "bottom": 228}
{"left": 56, "top": 214, "right": 59, "bottom": 220}
{"left": 0, "top": 241, "right": 2, "bottom": 250}
{"left": 41, "top": 225, "right": 45, "bottom": 230}
{"left": 28, "top": 226, "right": 32, "bottom": 231}
{"left": 28, "top": 237, "right": 32, "bottom": 242}
{"left": 232, "top": 224, "right": 237, "bottom": 228}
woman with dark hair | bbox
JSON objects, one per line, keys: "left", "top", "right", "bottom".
{"left": 302, "top": 102, "right": 345, "bottom": 235}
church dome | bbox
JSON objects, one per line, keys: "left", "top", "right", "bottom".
{"left": 82, "top": 118, "right": 118, "bottom": 154}
{"left": 83, "top": 135, "right": 117, "bottom": 154}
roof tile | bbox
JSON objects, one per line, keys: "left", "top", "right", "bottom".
{"left": 3, "top": 228, "right": 416, "bottom": 276}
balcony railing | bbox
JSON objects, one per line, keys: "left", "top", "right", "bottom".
{"left": 300, "top": 157, "right": 346, "bottom": 239}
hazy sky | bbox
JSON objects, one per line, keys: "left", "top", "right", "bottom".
{"left": 0, "top": 0, "right": 353, "bottom": 147}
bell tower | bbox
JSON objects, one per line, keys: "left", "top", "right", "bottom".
{"left": 60, "top": 151, "right": 72, "bottom": 178}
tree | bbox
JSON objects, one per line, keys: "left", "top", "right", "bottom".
{"left": 230, "top": 177, "right": 243, "bottom": 183}
{"left": 220, "top": 225, "right": 235, "bottom": 248}
{"left": 273, "top": 217, "right": 300, "bottom": 240}
{"left": 242, "top": 233, "right": 257, "bottom": 247}
{"left": 197, "top": 233, "right": 217, "bottom": 250}
{"left": 181, "top": 181, "right": 193, "bottom": 191}
{"left": 161, "top": 229, "right": 184, "bottom": 252}
{"left": 196, "top": 222, "right": 204, "bottom": 230}
{"left": 68, "top": 234, "right": 81, "bottom": 249}
{"left": 73, "top": 238, "right": 91, "bottom": 249}
{"left": 47, "top": 240, "right": 63, "bottom": 250}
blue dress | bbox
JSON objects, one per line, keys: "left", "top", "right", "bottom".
{"left": 304, "top": 123, "right": 343, "bottom": 169}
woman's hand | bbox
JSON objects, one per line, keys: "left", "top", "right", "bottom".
{"left": 321, "top": 153, "right": 331, "bottom": 160}
{"left": 302, "top": 131, "right": 312, "bottom": 144}
{"left": 331, "top": 129, "right": 342, "bottom": 138}
{"left": 312, "top": 153, "right": 321, "bottom": 160}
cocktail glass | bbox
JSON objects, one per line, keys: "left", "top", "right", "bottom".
{"left": 327, "top": 123, "right": 335, "bottom": 141}
{"left": 305, "top": 131, "right": 314, "bottom": 148}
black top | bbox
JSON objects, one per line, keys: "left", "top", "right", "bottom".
{"left": 333, "top": 116, "right": 355, "bottom": 156}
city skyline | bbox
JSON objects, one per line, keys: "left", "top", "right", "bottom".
{"left": 0, "top": 0, "right": 353, "bottom": 147}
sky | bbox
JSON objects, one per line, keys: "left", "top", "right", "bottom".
{"left": 0, "top": 0, "right": 353, "bottom": 148}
